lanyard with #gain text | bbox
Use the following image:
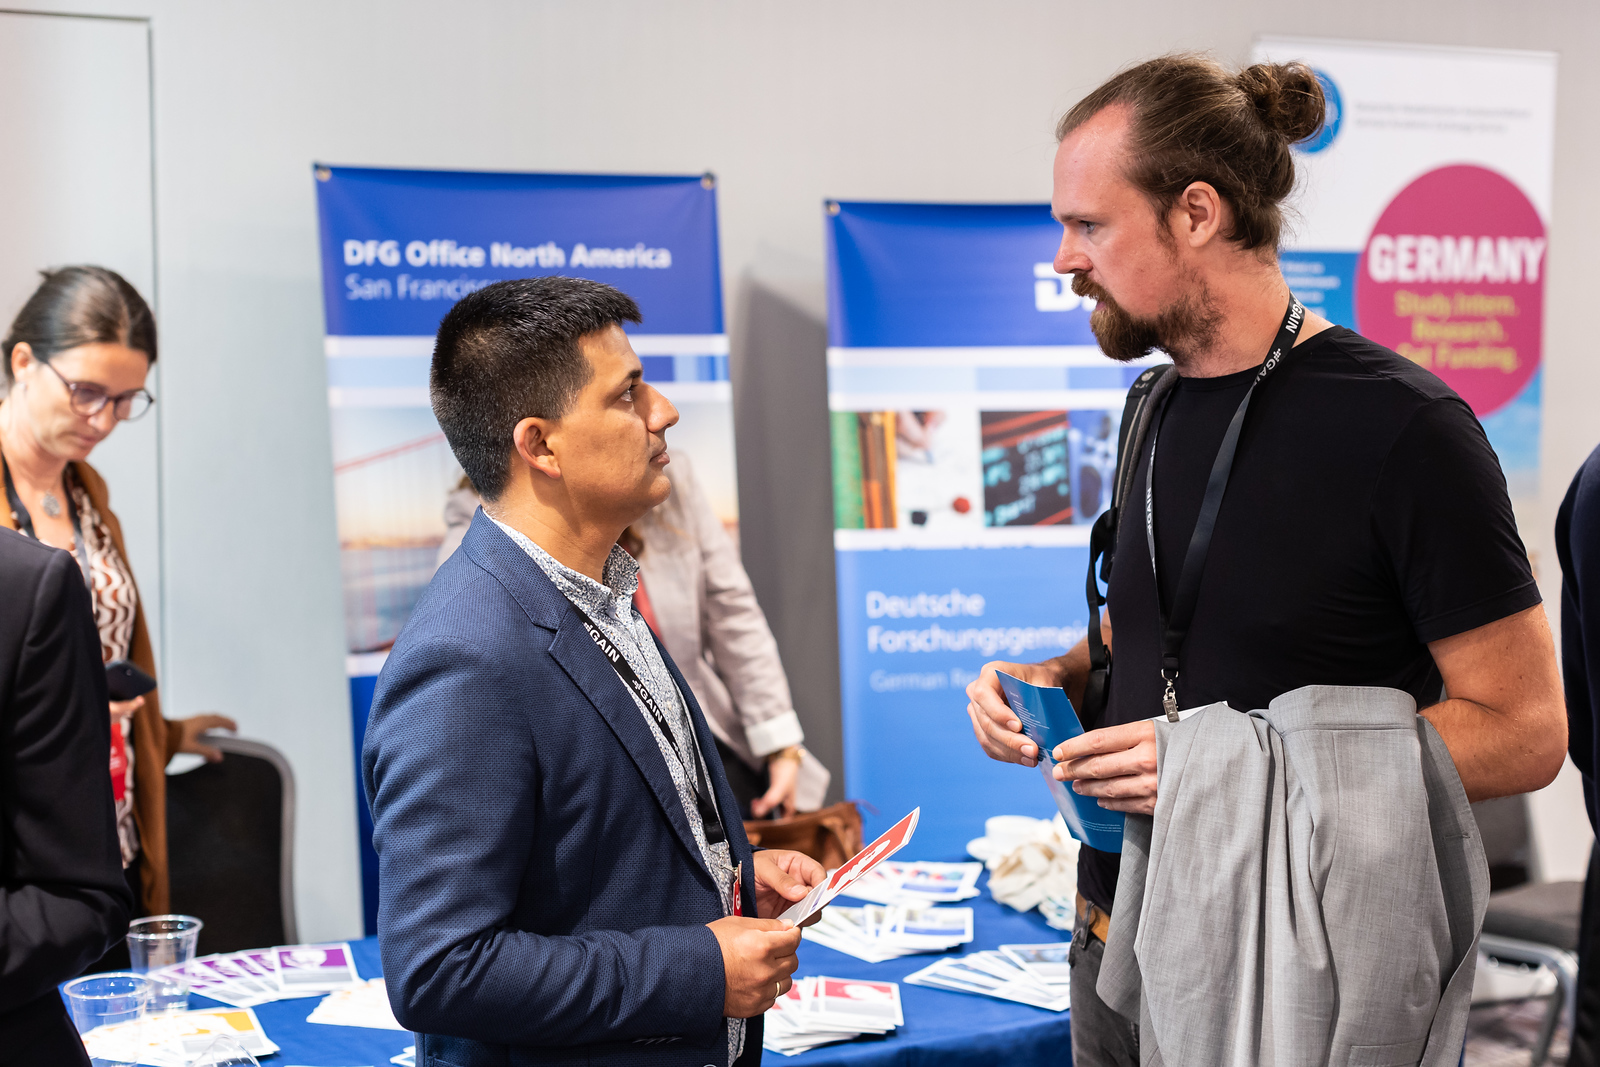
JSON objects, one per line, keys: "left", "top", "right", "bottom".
{"left": 1144, "top": 297, "right": 1305, "bottom": 722}
{"left": 576, "top": 608, "right": 727, "bottom": 845}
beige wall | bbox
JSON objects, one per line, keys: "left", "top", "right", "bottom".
{"left": 12, "top": 0, "right": 1595, "bottom": 937}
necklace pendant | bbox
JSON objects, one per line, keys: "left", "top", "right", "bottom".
{"left": 40, "top": 491, "right": 62, "bottom": 518}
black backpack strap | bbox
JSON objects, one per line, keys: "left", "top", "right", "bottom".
{"left": 1079, "top": 363, "right": 1177, "bottom": 730}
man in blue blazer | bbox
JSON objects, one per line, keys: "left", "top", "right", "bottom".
{"left": 364, "top": 277, "right": 825, "bottom": 1067}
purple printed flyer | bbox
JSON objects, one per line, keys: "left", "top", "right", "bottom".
{"left": 273, "top": 942, "right": 361, "bottom": 992}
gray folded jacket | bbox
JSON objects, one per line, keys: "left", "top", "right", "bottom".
{"left": 1097, "top": 685, "right": 1487, "bottom": 1067}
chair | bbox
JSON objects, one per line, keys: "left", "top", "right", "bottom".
{"left": 1471, "top": 794, "right": 1584, "bottom": 1067}
{"left": 165, "top": 736, "right": 298, "bottom": 954}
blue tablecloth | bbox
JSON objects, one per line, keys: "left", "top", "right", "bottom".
{"left": 188, "top": 875, "right": 1072, "bottom": 1066}
{"left": 781, "top": 878, "right": 1073, "bottom": 1066}
{"left": 189, "top": 938, "right": 408, "bottom": 1065}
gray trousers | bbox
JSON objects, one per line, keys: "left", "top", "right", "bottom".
{"left": 1070, "top": 925, "right": 1139, "bottom": 1067}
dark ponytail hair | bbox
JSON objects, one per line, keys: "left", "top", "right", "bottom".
{"left": 2, "top": 266, "right": 157, "bottom": 382}
{"left": 1057, "top": 53, "right": 1327, "bottom": 252}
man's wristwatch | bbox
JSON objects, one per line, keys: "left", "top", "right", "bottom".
{"left": 766, "top": 745, "right": 804, "bottom": 765}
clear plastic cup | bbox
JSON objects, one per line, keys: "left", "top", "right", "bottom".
{"left": 62, "top": 971, "right": 150, "bottom": 1065}
{"left": 190, "top": 1033, "right": 260, "bottom": 1066}
{"left": 125, "top": 914, "right": 204, "bottom": 1012}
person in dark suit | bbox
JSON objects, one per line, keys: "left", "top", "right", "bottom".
{"left": 364, "top": 277, "right": 825, "bottom": 1067}
{"left": 1559, "top": 442, "right": 1600, "bottom": 1067}
{"left": 0, "top": 527, "right": 133, "bottom": 1064}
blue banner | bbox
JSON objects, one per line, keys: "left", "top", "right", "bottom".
{"left": 317, "top": 167, "right": 723, "bottom": 338}
{"left": 314, "top": 167, "right": 732, "bottom": 934}
{"left": 826, "top": 201, "right": 1096, "bottom": 348}
{"left": 825, "top": 201, "right": 1155, "bottom": 858}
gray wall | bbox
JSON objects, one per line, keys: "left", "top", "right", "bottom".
{"left": 15, "top": 0, "right": 1596, "bottom": 937}
{"left": 0, "top": 12, "right": 159, "bottom": 649}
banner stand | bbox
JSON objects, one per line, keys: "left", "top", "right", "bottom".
{"left": 314, "top": 167, "right": 733, "bottom": 933}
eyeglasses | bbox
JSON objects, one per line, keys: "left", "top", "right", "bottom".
{"left": 39, "top": 358, "right": 155, "bottom": 421}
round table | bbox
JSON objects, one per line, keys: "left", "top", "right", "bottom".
{"left": 193, "top": 875, "right": 1073, "bottom": 1066}
{"left": 775, "top": 878, "right": 1073, "bottom": 1065}
{"left": 191, "top": 937, "right": 408, "bottom": 1065}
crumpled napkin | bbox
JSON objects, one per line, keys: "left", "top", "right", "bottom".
{"left": 967, "top": 814, "right": 1079, "bottom": 927}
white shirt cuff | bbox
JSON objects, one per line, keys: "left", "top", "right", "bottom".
{"left": 744, "top": 712, "right": 805, "bottom": 757}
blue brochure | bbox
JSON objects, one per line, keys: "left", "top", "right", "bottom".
{"left": 996, "top": 672, "right": 1125, "bottom": 853}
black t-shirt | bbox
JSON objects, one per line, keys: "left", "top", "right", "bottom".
{"left": 1077, "top": 326, "right": 1540, "bottom": 913}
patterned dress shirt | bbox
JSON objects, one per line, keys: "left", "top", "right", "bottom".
{"left": 492, "top": 519, "right": 743, "bottom": 1062}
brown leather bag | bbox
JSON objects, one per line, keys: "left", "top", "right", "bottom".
{"left": 743, "top": 802, "right": 863, "bottom": 869}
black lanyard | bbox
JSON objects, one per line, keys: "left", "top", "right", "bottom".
{"left": 2, "top": 453, "right": 91, "bottom": 580}
{"left": 576, "top": 609, "right": 726, "bottom": 844}
{"left": 1144, "top": 297, "right": 1305, "bottom": 721}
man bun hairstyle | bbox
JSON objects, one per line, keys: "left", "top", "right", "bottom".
{"left": 1057, "top": 53, "right": 1326, "bottom": 252}
{"left": 2, "top": 265, "right": 157, "bottom": 382}
{"left": 430, "top": 276, "right": 642, "bottom": 500}
{"left": 1235, "top": 61, "right": 1326, "bottom": 145}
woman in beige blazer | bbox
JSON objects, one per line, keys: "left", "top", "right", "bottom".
{"left": 438, "top": 452, "right": 828, "bottom": 816}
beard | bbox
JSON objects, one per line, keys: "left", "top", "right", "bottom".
{"left": 1072, "top": 271, "right": 1222, "bottom": 364}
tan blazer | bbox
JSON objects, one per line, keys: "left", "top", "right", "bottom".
{"left": 0, "top": 453, "right": 181, "bottom": 914}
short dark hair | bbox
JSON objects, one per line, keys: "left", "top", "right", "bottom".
{"left": 1058, "top": 53, "right": 1325, "bottom": 252}
{"left": 3, "top": 265, "right": 157, "bottom": 382}
{"left": 430, "top": 276, "right": 642, "bottom": 499}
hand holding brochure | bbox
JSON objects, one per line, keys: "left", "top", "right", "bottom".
{"left": 778, "top": 808, "right": 919, "bottom": 925}
{"left": 996, "top": 672, "right": 1124, "bottom": 852}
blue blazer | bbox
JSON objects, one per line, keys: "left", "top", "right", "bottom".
{"left": 363, "top": 511, "right": 761, "bottom": 1067}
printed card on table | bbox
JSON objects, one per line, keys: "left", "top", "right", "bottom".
{"left": 763, "top": 976, "right": 903, "bottom": 1055}
{"left": 81, "top": 1007, "right": 280, "bottom": 1066}
{"left": 887, "top": 904, "right": 974, "bottom": 947}
{"left": 807, "top": 977, "right": 904, "bottom": 1028}
{"left": 306, "top": 976, "right": 407, "bottom": 1031}
{"left": 198, "top": 955, "right": 274, "bottom": 994}
{"left": 238, "top": 950, "right": 279, "bottom": 978}
{"left": 157, "top": 956, "right": 269, "bottom": 1008}
{"left": 1000, "top": 943, "right": 1073, "bottom": 986}
{"left": 891, "top": 861, "right": 981, "bottom": 901}
{"left": 273, "top": 941, "right": 362, "bottom": 994}
{"left": 903, "top": 951, "right": 1070, "bottom": 1012}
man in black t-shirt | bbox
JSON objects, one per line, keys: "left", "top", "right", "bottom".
{"left": 966, "top": 55, "right": 1567, "bottom": 1067}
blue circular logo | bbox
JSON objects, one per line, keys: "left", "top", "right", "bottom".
{"left": 1295, "top": 69, "right": 1342, "bottom": 154}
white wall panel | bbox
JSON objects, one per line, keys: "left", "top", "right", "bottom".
{"left": 0, "top": 12, "right": 159, "bottom": 659}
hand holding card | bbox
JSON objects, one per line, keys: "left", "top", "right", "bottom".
{"left": 777, "top": 808, "right": 920, "bottom": 926}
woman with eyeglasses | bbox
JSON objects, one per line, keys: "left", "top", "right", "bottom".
{"left": 0, "top": 266, "right": 235, "bottom": 948}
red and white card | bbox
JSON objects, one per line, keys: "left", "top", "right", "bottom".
{"left": 807, "top": 977, "right": 904, "bottom": 1028}
{"left": 777, "top": 808, "right": 920, "bottom": 925}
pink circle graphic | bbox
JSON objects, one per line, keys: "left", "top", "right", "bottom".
{"left": 1355, "top": 164, "right": 1545, "bottom": 417}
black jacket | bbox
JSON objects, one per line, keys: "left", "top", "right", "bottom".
{"left": 0, "top": 528, "right": 131, "bottom": 1037}
{"left": 1558, "top": 442, "right": 1600, "bottom": 833}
